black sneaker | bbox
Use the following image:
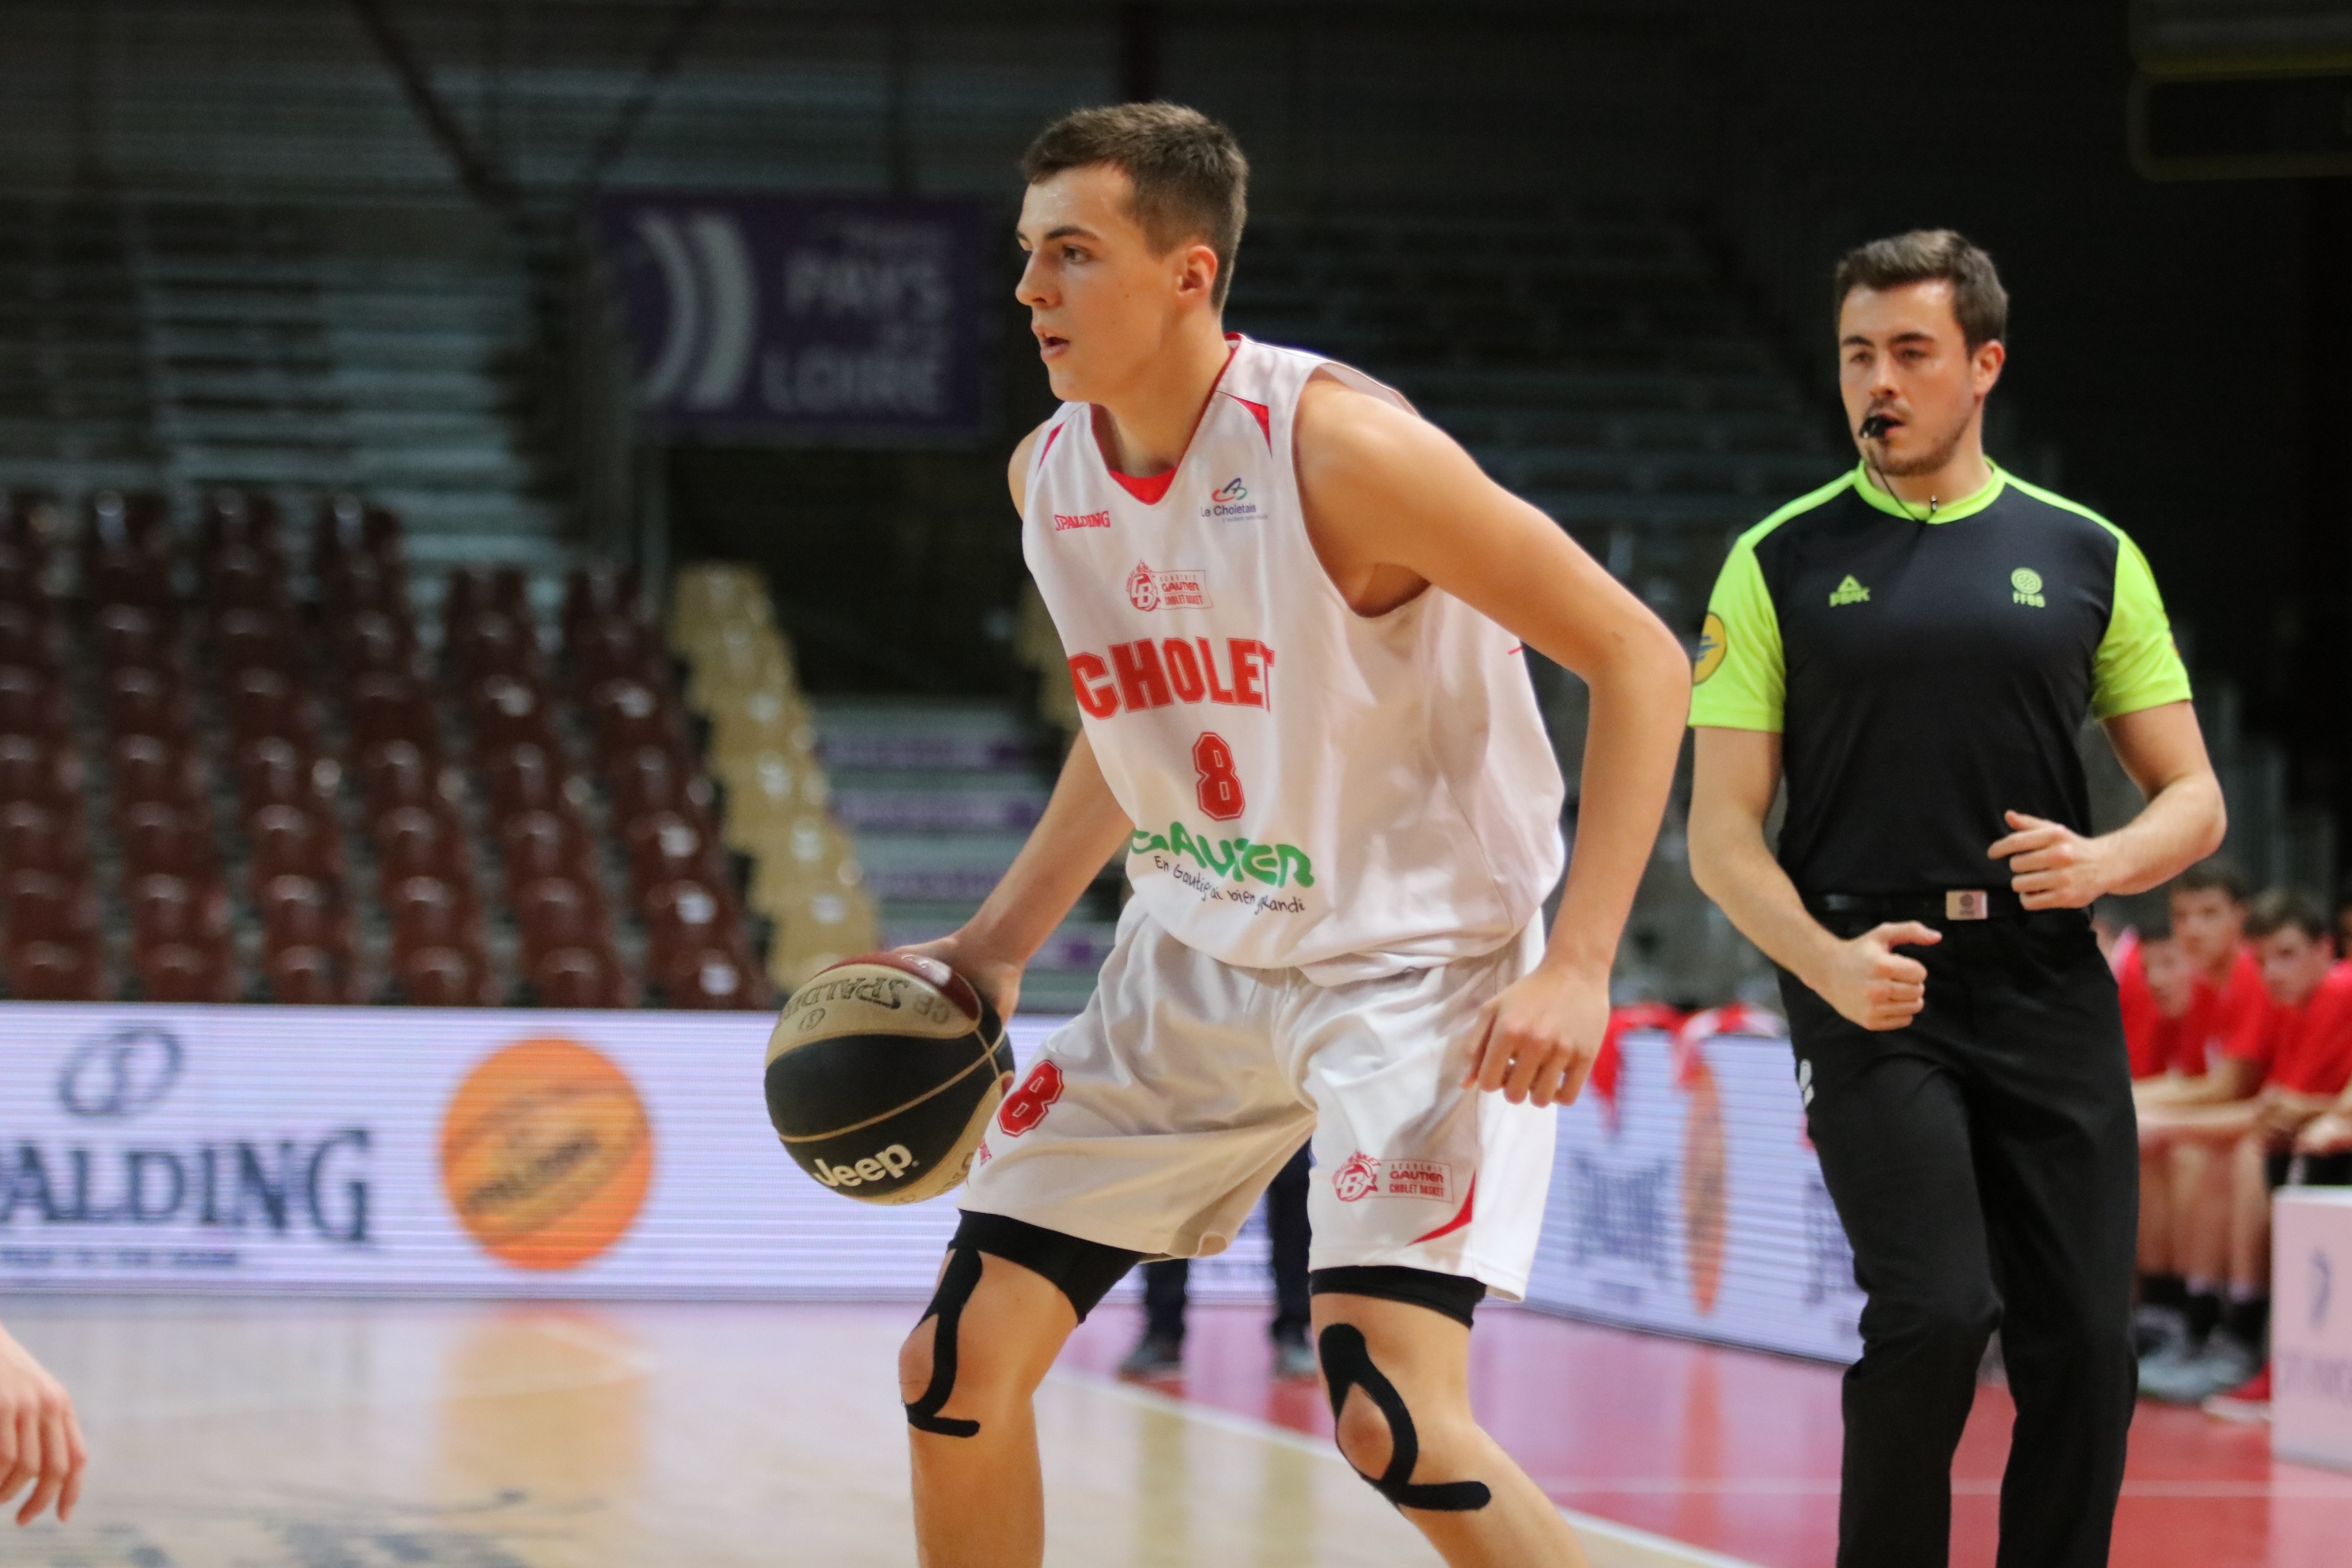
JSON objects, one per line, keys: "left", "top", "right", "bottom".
{"left": 1118, "top": 1333, "right": 1184, "bottom": 1379}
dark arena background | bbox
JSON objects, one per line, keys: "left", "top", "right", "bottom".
{"left": 0, "top": 3, "right": 2344, "bottom": 1566}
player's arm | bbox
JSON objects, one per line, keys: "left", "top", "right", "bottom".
{"left": 2140, "top": 1053, "right": 2264, "bottom": 1108}
{"left": 903, "top": 424, "right": 1133, "bottom": 1019}
{"left": 0, "top": 1321, "right": 82, "bottom": 1525}
{"left": 1292, "top": 379, "right": 1688, "bottom": 1107}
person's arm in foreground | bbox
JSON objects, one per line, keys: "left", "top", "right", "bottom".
{"left": 1294, "top": 378, "right": 1690, "bottom": 1107}
{"left": 904, "top": 429, "right": 1133, "bottom": 1018}
{"left": 0, "top": 1321, "right": 82, "bottom": 1525}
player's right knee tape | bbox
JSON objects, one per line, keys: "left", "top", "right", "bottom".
{"left": 1317, "top": 1324, "right": 1492, "bottom": 1513}
{"left": 903, "top": 1212, "right": 1144, "bottom": 1440}
{"left": 905, "top": 1245, "right": 985, "bottom": 1438}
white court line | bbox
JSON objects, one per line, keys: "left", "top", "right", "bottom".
{"left": 1057, "top": 1369, "right": 1769, "bottom": 1568}
{"left": 1534, "top": 1476, "right": 2352, "bottom": 1500}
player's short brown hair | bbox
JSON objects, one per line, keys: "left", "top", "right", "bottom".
{"left": 2176, "top": 857, "right": 2252, "bottom": 904}
{"left": 1834, "top": 229, "right": 2008, "bottom": 349}
{"left": 2248, "top": 886, "right": 2331, "bottom": 944}
{"left": 1020, "top": 103, "right": 1249, "bottom": 308}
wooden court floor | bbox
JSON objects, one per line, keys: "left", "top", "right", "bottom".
{"left": 0, "top": 1297, "right": 1730, "bottom": 1568}
{"left": 6, "top": 1295, "right": 2340, "bottom": 1567}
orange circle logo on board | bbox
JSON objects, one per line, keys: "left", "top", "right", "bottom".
{"left": 440, "top": 1038, "right": 654, "bottom": 1271}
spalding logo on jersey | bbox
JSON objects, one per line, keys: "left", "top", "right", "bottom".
{"left": 997, "top": 1059, "right": 1065, "bottom": 1137}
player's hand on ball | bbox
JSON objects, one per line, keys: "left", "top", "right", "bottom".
{"left": 1460, "top": 961, "right": 1610, "bottom": 1107}
{"left": 897, "top": 933, "right": 1023, "bottom": 1023}
{"left": 1819, "top": 922, "right": 1939, "bottom": 1031}
{"left": 1988, "top": 810, "right": 2112, "bottom": 909}
{"left": 0, "top": 1326, "right": 82, "bottom": 1525}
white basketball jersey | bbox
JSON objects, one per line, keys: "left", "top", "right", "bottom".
{"left": 1022, "top": 335, "right": 1566, "bottom": 984}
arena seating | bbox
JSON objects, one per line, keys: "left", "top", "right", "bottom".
{"left": 0, "top": 488, "right": 768, "bottom": 1008}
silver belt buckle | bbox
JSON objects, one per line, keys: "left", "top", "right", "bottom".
{"left": 1945, "top": 889, "right": 1989, "bottom": 921}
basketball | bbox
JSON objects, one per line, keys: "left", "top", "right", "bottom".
{"left": 763, "top": 952, "right": 1013, "bottom": 1204}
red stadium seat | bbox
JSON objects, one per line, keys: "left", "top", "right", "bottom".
{"left": 119, "top": 800, "right": 215, "bottom": 880}
{"left": 661, "top": 947, "right": 765, "bottom": 1010}
{"left": 626, "top": 811, "right": 723, "bottom": 899}
{"left": 228, "top": 667, "right": 315, "bottom": 744}
{"left": 398, "top": 943, "right": 495, "bottom": 1008}
{"left": 469, "top": 674, "right": 555, "bottom": 753}
{"left": 103, "top": 666, "right": 191, "bottom": 741}
{"left": 2, "top": 868, "right": 100, "bottom": 950}
{"left": 347, "top": 673, "right": 435, "bottom": 750}
{"left": 0, "top": 801, "right": 87, "bottom": 875}
{"left": 575, "top": 618, "right": 657, "bottom": 688}
{"left": 6, "top": 938, "right": 103, "bottom": 1001}
{"left": 514, "top": 876, "right": 609, "bottom": 961}
{"left": 483, "top": 741, "right": 573, "bottom": 819}
{"left": 643, "top": 877, "right": 748, "bottom": 969}
{"left": 0, "top": 541, "right": 43, "bottom": 606}
{"left": 335, "top": 609, "right": 418, "bottom": 676}
{"left": 313, "top": 495, "right": 401, "bottom": 574}
{"left": 136, "top": 940, "right": 238, "bottom": 1004}
{"left": 498, "top": 808, "right": 594, "bottom": 888}
{"left": 373, "top": 804, "right": 464, "bottom": 882}
{"left": 215, "top": 607, "right": 303, "bottom": 673}
{"left": 256, "top": 873, "right": 351, "bottom": 956}
{"left": 265, "top": 943, "right": 349, "bottom": 1004}
{"left": 563, "top": 564, "right": 641, "bottom": 643}
{"left": 0, "top": 604, "right": 61, "bottom": 669}
{"left": 609, "top": 744, "right": 714, "bottom": 827}
{"left": 356, "top": 737, "right": 450, "bottom": 812}
{"left": 198, "top": 489, "right": 279, "bottom": 561}
{"left": 0, "top": 733, "right": 79, "bottom": 805}
{"left": 247, "top": 803, "right": 341, "bottom": 887}
{"left": 91, "top": 604, "right": 168, "bottom": 669}
{"left": 236, "top": 736, "right": 337, "bottom": 812}
{"left": 320, "top": 553, "right": 405, "bottom": 620}
{"left": 385, "top": 873, "right": 477, "bottom": 954}
{"left": 0, "top": 666, "right": 66, "bottom": 737}
{"left": 205, "top": 545, "right": 290, "bottom": 614}
{"left": 533, "top": 944, "right": 628, "bottom": 1008}
{"left": 110, "top": 734, "right": 208, "bottom": 808}
{"left": 127, "top": 873, "right": 229, "bottom": 949}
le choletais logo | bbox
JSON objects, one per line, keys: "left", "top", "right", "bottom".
{"left": 440, "top": 1038, "right": 653, "bottom": 1271}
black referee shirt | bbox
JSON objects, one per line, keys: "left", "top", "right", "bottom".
{"left": 1689, "top": 462, "right": 2191, "bottom": 895}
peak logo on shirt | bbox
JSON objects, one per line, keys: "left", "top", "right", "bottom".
{"left": 2011, "top": 567, "right": 2045, "bottom": 608}
{"left": 1202, "top": 477, "right": 1257, "bottom": 520}
{"left": 1829, "top": 575, "right": 1871, "bottom": 607}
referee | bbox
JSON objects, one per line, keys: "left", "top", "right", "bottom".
{"left": 1687, "top": 231, "right": 2226, "bottom": 1568}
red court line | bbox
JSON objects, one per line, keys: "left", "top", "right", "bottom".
{"left": 1063, "top": 1303, "right": 2352, "bottom": 1568}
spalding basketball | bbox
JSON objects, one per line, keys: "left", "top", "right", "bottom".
{"left": 763, "top": 952, "right": 1012, "bottom": 1204}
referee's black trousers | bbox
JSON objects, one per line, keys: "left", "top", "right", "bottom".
{"left": 1781, "top": 911, "right": 2139, "bottom": 1568}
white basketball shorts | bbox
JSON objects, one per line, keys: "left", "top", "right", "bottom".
{"left": 959, "top": 899, "right": 1555, "bottom": 1300}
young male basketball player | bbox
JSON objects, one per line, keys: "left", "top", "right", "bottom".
{"left": 899, "top": 104, "right": 1689, "bottom": 1567}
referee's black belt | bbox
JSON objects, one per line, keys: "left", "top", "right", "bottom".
{"left": 1805, "top": 888, "right": 2029, "bottom": 923}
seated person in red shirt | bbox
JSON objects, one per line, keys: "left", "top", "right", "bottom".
{"left": 2132, "top": 861, "right": 2265, "bottom": 1351}
{"left": 2139, "top": 888, "right": 2352, "bottom": 1403}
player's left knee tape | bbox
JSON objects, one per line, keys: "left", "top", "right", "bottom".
{"left": 1317, "top": 1324, "right": 1491, "bottom": 1512}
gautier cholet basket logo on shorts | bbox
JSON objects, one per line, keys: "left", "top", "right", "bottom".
{"left": 439, "top": 1038, "right": 654, "bottom": 1270}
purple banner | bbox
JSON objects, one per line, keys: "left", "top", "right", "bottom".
{"left": 597, "top": 193, "right": 991, "bottom": 443}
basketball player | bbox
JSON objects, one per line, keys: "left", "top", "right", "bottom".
{"left": 0, "top": 1320, "right": 82, "bottom": 1525}
{"left": 899, "top": 104, "right": 1688, "bottom": 1567}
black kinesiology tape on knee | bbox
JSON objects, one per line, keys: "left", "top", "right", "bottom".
{"left": 1310, "top": 1265, "right": 1485, "bottom": 1329}
{"left": 954, "top": 1210, "right": 1142, "bottom": 1322}
{"left": 1317, "top": 1324, "right": 1491, "bottom": 1513}
{"left": 905, "top": 1246, "right": 985, "bottom": 1438}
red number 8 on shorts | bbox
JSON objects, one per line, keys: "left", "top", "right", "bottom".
{"left": 1192, "top": 732, "right": 1246, "bottom": 821}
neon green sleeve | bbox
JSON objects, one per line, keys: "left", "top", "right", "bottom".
{"left": 1688, "top": 533, "right": 1784, "bottom": 732}
{"left": 2093, "top": 533, "right": 2192, "bottom": 720}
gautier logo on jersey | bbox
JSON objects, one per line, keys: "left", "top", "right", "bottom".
{"left": 1052, "top": 510, "right": 1110, "bottom": 531}
{"left": 1202, "top": 477, "right": 1257, "bottom": 519}
{"left": 1126, "top": 562, "right": 1212, "bottom": 612}
{"left": 1068, "top": 637, "right": 1274, "bottom": 718}
{"left": 1130, "top": 820, "right": 1315, "bottom": 892}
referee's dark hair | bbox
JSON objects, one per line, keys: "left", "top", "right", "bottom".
{"left": 2246, "top": 886, "right": 2331, "bottom": 944}
{"left": 2176, "top": 856, "right": 2253, "bottom": 904}
{"left": 1834, "top": 229, "right": 2008, "bottom": 349}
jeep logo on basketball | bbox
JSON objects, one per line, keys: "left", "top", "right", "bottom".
{"left": 808, "top": 1144, "right": 919, "bottom": 1188}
